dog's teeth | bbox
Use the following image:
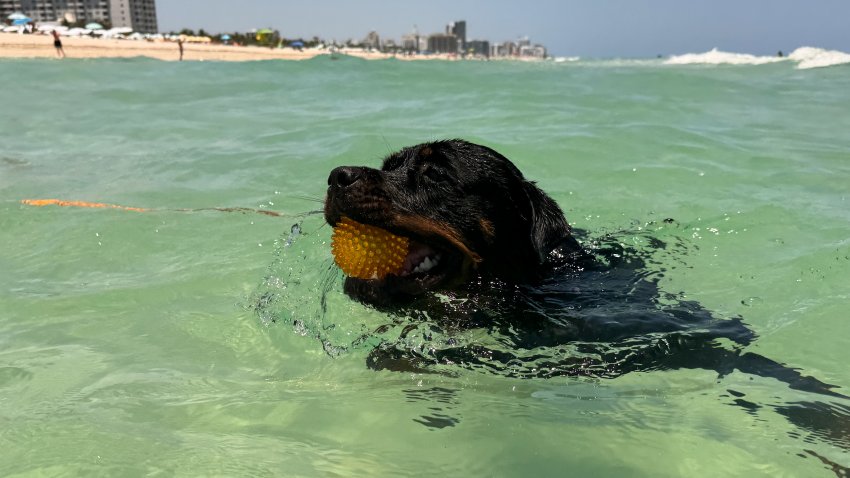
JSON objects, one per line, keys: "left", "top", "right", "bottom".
{"left": 410, "top": 255, "right": 441, "bottom": 275}
{"left": 422, "top": 257, "right": 434, "bottom": 272}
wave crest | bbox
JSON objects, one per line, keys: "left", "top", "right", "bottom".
{"left": 665, "top": 48, "right": 786, "bottom": 66}
{"left": 788, "top": 46, "right": 850, "bottom": 69}
{"left": 664, "top": 47, "right": 850, "bottom": 70}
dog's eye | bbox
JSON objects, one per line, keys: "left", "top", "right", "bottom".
{"left": 422, "top": 166, "right": 449, "bottom": 183}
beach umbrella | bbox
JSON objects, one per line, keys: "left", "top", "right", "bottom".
{"left": 85, "top": 22, "right": 104, "bottom": 30}
{"left": 11, "top": 17, "right": 32, "bottom": 25}
{"left": 255, "top": 28, "right": 274, "bottom": 41}
{"left": 111, "top": 26, "right": 132, "bottom": 34}
{"left": 220, "top": 34, "right": 231, "bottom": 40}
{"left": 7, "top": 12, "right": 27, "bottom": 20}
{"left": 290, "top": 40, "right": 304, "bottom": 47}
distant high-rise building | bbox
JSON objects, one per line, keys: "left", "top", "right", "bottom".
{"left": 109, "top": 0, "right": 157, "bottom": 33}
{"left": 520, "top": 44, "right": 547, "bottom": 59}
{"left": 488, "top": 37, "right": 547, "bottom": 59}
{"left": 491, "top": 41, "right": 517, "bottom": 57}
{"left": 400, "top": 33, "right": 418, "bottom": 52}
{"left": 401, "top": 25, "right": 420, "bottom": 52}
{"left": 2, "top": 0, "right": 110, "bottom": 24}
{"left": 427, "top": 33, "right": 457, "bottom": 54}
{"left": 361, "top": 30, "right": 381, "bottom": 49}
{"left": 447, "top": 20, "right": 466, "bottom": 52}
{"left": 1, "top": 0, "right": 157, "bottom": 32}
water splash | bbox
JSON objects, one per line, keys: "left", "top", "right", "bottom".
{"left": 251, "top": 214, "right": 762, "bottom": 380}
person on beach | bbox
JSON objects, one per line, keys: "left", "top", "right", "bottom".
{"left": 178, "top": 38, "right": 184, "bottom": 61}
{"left": 52, "top": 30, "right": 65, "bottom": 59}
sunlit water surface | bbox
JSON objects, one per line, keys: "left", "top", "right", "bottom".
{"left": 1, "top": 56, "right": 849, "bottom": 476}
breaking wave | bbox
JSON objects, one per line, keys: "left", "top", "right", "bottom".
{"left": 788, "top": 46, "right": 850, "bottom": 69}
{"left": 664, "top": 46, "right": 850, "bottom": 69}
{"left": 665, "top": 48, "right": 786, "bottom": 66}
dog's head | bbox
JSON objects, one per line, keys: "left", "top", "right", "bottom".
{"left": 324, "top": 139, "right": 574, "bottom": 302}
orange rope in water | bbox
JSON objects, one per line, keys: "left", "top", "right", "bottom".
{"left": 20, "top": 198, "right": 291, "bottom": 217}
{"left": 21, "top": 199, "right": 148, "bottom": 212}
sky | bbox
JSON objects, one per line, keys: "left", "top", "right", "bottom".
{"left": 157, "top": 0, "right": 850, "bottom": 58}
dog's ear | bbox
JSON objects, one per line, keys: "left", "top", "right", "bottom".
{"left": 521, "top": 181, "right": 572, "bottom": 263}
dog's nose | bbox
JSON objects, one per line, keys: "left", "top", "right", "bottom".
{"left": 328, "top": 166, "right": 364, "bottom": 188}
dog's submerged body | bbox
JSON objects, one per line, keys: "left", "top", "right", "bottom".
{"left": 323, "top": 139, "right": 845, "bottom": 395}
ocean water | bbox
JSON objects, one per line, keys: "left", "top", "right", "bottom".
{"left": 1, "top": 52, "right": 849, "bottom": 477}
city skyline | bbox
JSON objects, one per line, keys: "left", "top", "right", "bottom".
{"left": 156, "top": 0, "right": 850, "bottom": 58}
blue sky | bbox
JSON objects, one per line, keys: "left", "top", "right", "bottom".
{"left": 157, "top": 0, "right": 850, "bottom": 57}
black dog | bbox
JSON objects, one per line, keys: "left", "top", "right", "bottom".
{"left": 320, "top": 139, "right": 850, "bottom": 451}
{"left": 324, "top": 139, "right": 589, "bottom": 302}
{"left": 323, "top": 139, "right": 845, "bottom": 390}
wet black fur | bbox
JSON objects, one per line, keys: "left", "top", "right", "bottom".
{"left": 325, "top": 139, "right": 586, "bottom": 287}
{"left": 323, "top": 140, "right": 849, "bottom": 455}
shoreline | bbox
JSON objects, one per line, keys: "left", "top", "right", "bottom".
{"left": 0, "top": 32, "right": 462, "bottom": 62}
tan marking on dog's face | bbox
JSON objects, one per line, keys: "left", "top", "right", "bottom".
{"left": 420, "top": 146, "right": 432, "bottom": 157}
{"left": 392, "top": 214, "right": 482, "bottom": 265}
{"left": 479, "top": 218, "right": 495, "bottom": 242}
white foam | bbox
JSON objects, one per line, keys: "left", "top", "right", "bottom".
{"left": 788, "top": 46, "right": 850, "bottom": 69}
{"left": 553, "top": 56, "right": 580, "bottom": 63}
{"left": 662, "top": 46, "right": 850, "bottom": 70}
{"left": 664, "top": 48, "right": 786, "bottom": 66}
{"left": 574, "top": 58, "right": 663, "bottom": 68}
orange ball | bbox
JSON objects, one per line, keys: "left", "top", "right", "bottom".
{"left": 331, "top": 217, "right": 410, "bottom": 279}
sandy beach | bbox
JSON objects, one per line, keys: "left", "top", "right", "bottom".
{"left": 0, "top": 32, "right": 412, "bottom": 61}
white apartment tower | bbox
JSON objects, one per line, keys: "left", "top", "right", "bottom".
{"left": 109, "top": 0, "right": 156, "bottom": 33}
{"left": 1, "top": 0, "right": 157, "bottom": 32}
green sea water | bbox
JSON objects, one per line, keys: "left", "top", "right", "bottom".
{"left": 1, "top": 56, "right": 849, "bottom": 477}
